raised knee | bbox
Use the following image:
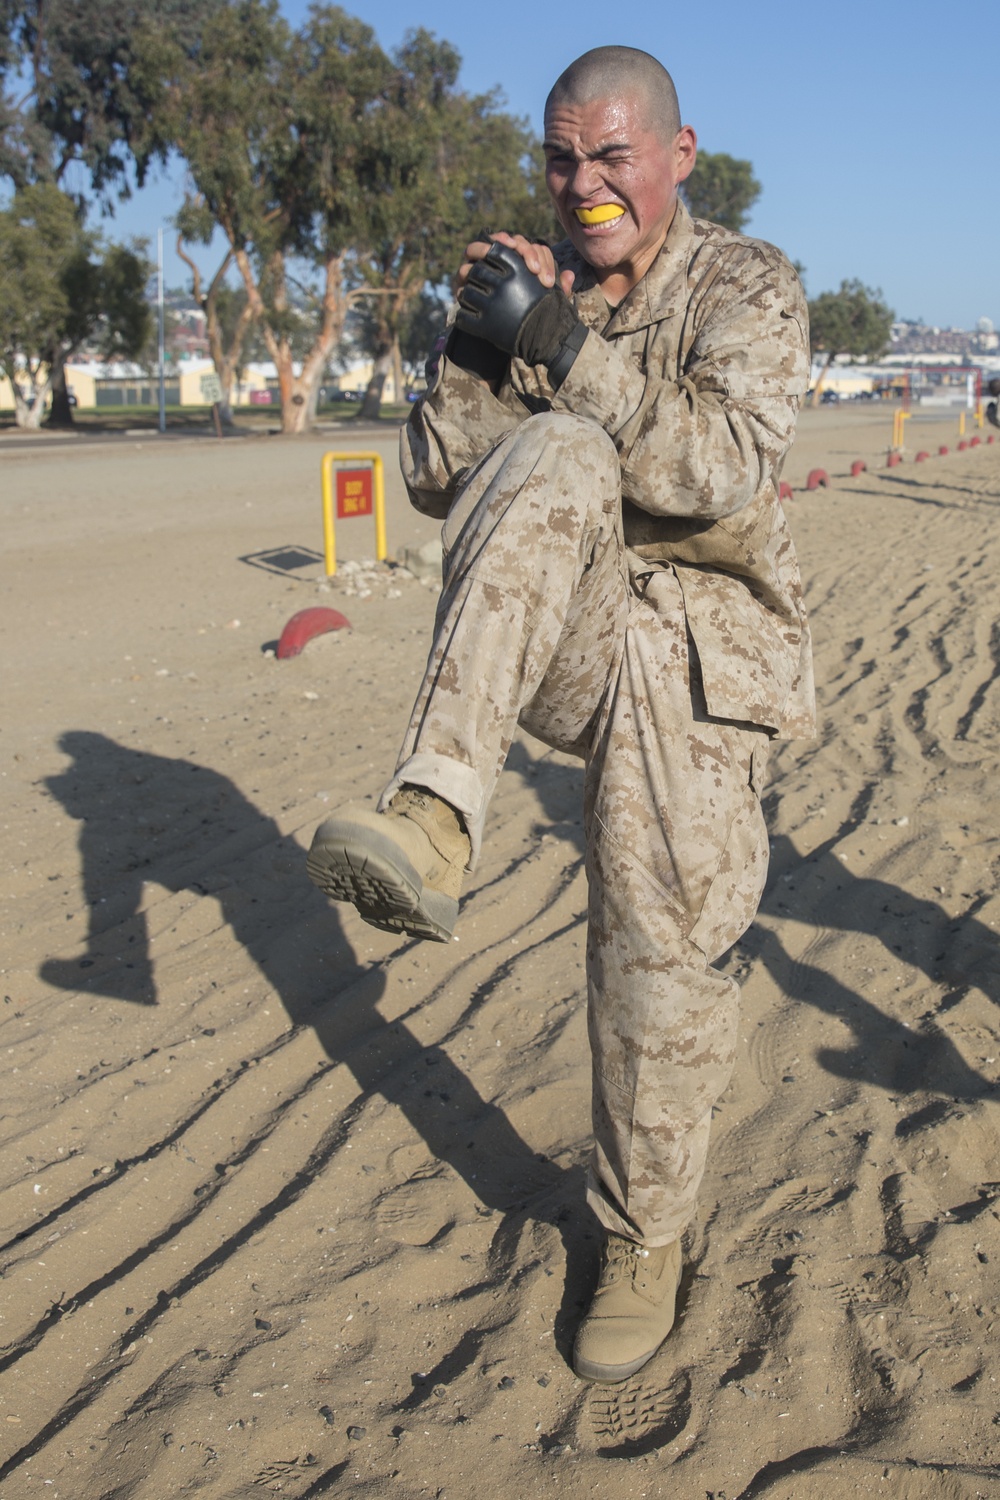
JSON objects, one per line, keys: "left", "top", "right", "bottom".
{"left": 516, "top": 412, "right": 619, "bottom": 481}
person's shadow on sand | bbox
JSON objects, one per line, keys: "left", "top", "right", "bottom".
{"left": 750, "top": 815, "right": 1000, "bottom": 1112}
{"left": 509, "top": 746, "right": 998, "bottom": 1107}
{"left": 39, "top": 734, "right": 997, "bottom": 1391}
{"left": 39, "top": 730, "right": 595, "bottom": 1383}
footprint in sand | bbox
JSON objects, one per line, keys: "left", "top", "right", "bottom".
{"left": 586, "top": 1370, "right": 692, "bottom": 1459}
{"left": 374, "top": 1165, "right": 471, "bottom": 1247}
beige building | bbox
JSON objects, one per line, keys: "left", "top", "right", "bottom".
{"left": 1, "top": 357, "right": 395, "bottom": 412}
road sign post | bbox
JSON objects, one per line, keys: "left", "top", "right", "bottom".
{"left": 320, "top": 452, "right": 387, "bottom": 576}
{"left": 200, "top": 371, "right": 224, "bottom": 439}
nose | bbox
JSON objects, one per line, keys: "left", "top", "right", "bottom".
{"left": 568, "top": 157, "right": 603, "bottom": 199}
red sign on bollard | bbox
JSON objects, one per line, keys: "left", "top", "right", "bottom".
{"left": 336, "top": 469, "right": 374, "bottom": 518}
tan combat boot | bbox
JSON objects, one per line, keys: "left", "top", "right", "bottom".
{"left": 306, "top": 786, "right": 470, "bottom": 943}
{"left": 572, "top": 1233, "right": 683, "bottom": 1383}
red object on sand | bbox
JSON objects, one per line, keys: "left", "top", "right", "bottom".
{"left": 915, "top": 451, "right": 929, "bottom": 462}
{"left": 970, "top": 436, "right": 981, "bottom": 447}
{"left": 989, "top": 435, "right": 996, "bottom": 444}
{"left": 886, "top": 452, "right": 902, "bottom": 467}
{"left": 938, "top": 445, "right": 949, "bottom": 455}
{"left": 958, "top": 440, "right": 968, "bottom": 451}
{"left": 779, "top": 481, "right": 794, "bottom": 501}
{"left": 276, "top": 607, "right": 351, "bottom": 659}
{"left": 806, "top": 468, "right": 829, "bottom": 490}
{"left": 850, "top": 459, "right": 867, "bottom": 476}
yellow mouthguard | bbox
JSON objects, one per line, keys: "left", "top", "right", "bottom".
{"left": 575, "top": 204, "right": 625, "bottom": 225}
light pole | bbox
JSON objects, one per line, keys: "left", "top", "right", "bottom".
{"left": 157, "top": 228, "right": 166, "bottom": 434}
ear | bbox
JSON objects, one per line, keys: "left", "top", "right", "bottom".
{"left": 673, "top": 125, "right": 697, "bottom": 186}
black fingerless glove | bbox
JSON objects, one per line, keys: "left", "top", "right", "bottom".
{"left": 444, "top": 327, "right": 510, "bottom": 384}
{"left": 456, "top": 242, "right": 587, "bottom": 389}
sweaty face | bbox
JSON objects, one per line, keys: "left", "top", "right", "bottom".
{"left": 543, "top": 93, "right": 695, "bottom": 292}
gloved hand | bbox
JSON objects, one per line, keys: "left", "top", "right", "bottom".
{"left": 456, "top": 242, "right": 587, "bottom": 389}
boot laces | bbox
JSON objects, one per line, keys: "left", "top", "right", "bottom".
{"left": 602, "top": 1236, "right": 649, "bottom": 1285}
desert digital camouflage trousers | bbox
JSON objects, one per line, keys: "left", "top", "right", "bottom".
{"left": 382, "top": 412, "right": 772, "bottom": 1246}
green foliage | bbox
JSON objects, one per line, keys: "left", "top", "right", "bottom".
{"left": 149, "top": 1, "right": 392, "bottom": 266}
{"left": 808, "top": 278, "right": 895, "bottom": 360}
{"left": 146, "top": 4, "right": 551, "bottom": 425}
{"left": 682, "top": 151, "right": 761, "bottom": 231}
{"left": 0, "top": 0, "right": 223, "bottom": 196}
{"left": 347, "top": 27, "right": 552, "bottom": 413}
{"left": 0, "top": 182, "right": 150, "bottom": 424}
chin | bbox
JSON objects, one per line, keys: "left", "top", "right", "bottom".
{"left": 573, "top": 233, "right": 634, "bottom": 271}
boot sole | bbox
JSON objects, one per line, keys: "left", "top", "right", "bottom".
{"left": 306, "top": 818, "right": 457, "bottom": 943}
{"left": 572, "top": 1340, "right": 664, "bottom": 1384}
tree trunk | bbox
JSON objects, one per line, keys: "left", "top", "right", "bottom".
{"left": 809, "top": 352, "right": 833, "bottom": 408}
{"left": 231, "top": 246, "right": 349, "bottom": 435}
{"left": 177, "top": 237, "right": 253, "bottom": 429}
{"left": 46, "top": 349, "right": 74, "bottom": 427}
{"left": 391, "top": 336, "right": 404, "bottom": 405}
{"left": 11, "top": 374, "right": 50, "bottom": 429}
{"left": 360, "top": 344, "right": 392, "bottom": 421}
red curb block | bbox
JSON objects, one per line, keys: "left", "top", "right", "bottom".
{"left": 939, "top": 445, "right": 950, "bottom": 455}
{"left": 276, "top": 606, "right": 352, "bottom": 659}
{"left": 806, "top": 468, "right": 829, "bottom": 490}
{"left": 958, "top": 440, "right": 969, "bottom": 451}
{"left": 989, "top": 435, "right": 996, "bottom": 444}
{"left": 915, "top": 451, "right": 930, "bottom": 462}
{"left": 779, "top": 481, "right": 794, "bottom": 502}
{"left": 886, "top": 452, "right": 902, "bottom": 467}
{"left": 970, "top": 436, "right": 981, "bottom": 447}
{"left": 850, "top": 459, "right": 867, "bottom": 476}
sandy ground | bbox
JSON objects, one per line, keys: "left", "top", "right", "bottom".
{"left": 2, "top": 404, "right": 999, "bottom": 1499}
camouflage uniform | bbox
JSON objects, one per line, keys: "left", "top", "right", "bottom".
{"left": 391, "top": 200, "right": 815, "bottom": 1246}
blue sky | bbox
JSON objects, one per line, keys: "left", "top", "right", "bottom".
{"left": 108, "top": 0, "right": 1000, "bottom": 328}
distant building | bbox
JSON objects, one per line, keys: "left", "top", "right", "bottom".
{"left": 1, "top": 357, "right": 399, "bottom": 412}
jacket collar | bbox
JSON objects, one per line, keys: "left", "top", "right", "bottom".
{"left": 558, "top": 197, "right": 698, "bottom": 336}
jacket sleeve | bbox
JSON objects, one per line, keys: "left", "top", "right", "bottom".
{"left": 400, "top": 354, "right": 524, "bottom": 519}
{"left": 549, "top": 244, "right": 809, "bottom": 520}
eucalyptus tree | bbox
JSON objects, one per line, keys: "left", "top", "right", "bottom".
{"left": 349, "top": 29, "right": 553, "bottom": 418}
{"left": 174, "top": 227, "right": 257, "bottom": 426}
{"left": 808, "top": 279, "right": 894, "bottom": 404}
{"left": 0, "top": 0, "right": 220, "bottom": 195}
{"left": 682, "top": 150, "right": 761, "bottom": 231}
{"left": 145, "top": 0, "right": 394, "bottom": 433}
{"left": 0, "top": 0, "right": 218, "bottom": 422}
{"left": 0, "top": 182, "right": 150, "bottom": 427}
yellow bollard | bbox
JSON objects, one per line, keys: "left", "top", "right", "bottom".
{"left": 320, "top": 451, "right": 387, "bottom": 576}
{"left": 976, "top": 402, "right": 984, "bottom": 429}
{"left": 892, "top": 410, "right": 911, "bottom": 450}
{"left": 959, "top": 411, "right": 966, "bottom": 437}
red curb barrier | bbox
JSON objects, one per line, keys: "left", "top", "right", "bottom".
{"left": 806, "top": 468, "right": 829, "bottom": 490}
{"left": 915, "top": 451, "right": 930, "bottom": 462}
{"left": 938, "top": 445, "right": 949, "bottom": 456}
{"left": 886, "top": 452, "right": 902, "bottom": 467}
{"left": 958, "top": 440, "right": 968, "bottom": 451}
{"left": 850, "top": 459, "right": 867, "bottom": 476}
{"left": 779, "top": 481, "right": 794, "bottom": 502}
{"left": 989, "top": 435, "right": 996, "bottom": 444}
{"left": 276, "top": 606, "right": 352, "bottom": 659}
{"left": 970, "top": 436, "right": 981, "bottom": 447}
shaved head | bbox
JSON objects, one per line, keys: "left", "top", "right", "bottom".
{"left": 545, "top": 46, "right": 681, "bottom": 141}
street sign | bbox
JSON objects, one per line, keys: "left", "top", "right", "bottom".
{"left": 200, "top": 372, "right": 223, "bottom": 404}
{"left": 336, "top": 469, "right": 374, "bottom": 519}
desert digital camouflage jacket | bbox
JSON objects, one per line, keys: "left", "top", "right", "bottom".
{"left": 401, "top": 198, "right": 816, "bottom": 739}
